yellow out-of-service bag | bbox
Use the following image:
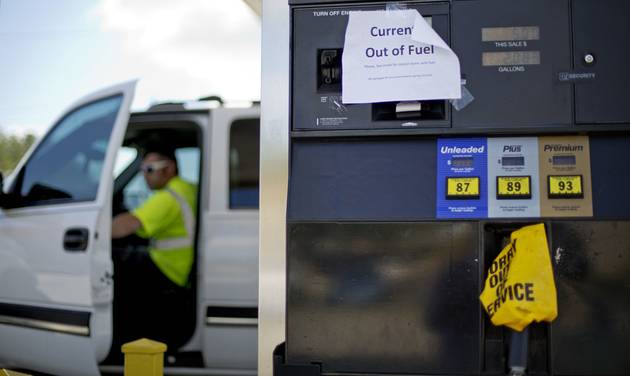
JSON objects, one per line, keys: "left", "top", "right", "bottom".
{"left": 480, "top": 223, "right": 558, "bottom": 331}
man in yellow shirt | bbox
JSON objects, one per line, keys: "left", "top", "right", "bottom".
{"left": 111, "top": 145, "right": 197, "bottom": 352}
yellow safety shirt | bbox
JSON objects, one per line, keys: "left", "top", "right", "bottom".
{"left": 133, "top": 176, "right": 197, "bottom": 287}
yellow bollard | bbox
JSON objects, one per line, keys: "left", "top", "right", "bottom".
{"left": 121, "top": 338, "right": 167, "bottom": 376}
{"left": 1, "top": 370, "right": 31, "bottom": 376}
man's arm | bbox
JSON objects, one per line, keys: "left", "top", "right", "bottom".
{"left": 112, "top": 213, "right": 142, "bottom": 239}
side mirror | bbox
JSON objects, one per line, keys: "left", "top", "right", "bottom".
{"left": 0, "top": 172, "right": 4, "bottom": 208}
{"left": 0, "top": 172, "right": 23, "bottom": 209}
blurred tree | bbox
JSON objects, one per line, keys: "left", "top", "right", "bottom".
{"left": 0, "top": 130, "right": 36, "bottom": 176}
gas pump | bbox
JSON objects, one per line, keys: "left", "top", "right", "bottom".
{"left": 274, "top": 0, "right": 630, "bottom": 375}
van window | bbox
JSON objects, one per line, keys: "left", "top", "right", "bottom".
{"left": 122, "top": 167, "right": 151, "bottom": 211}
{"left": 229, "top": 118, "right": 260, "bottom": 209}
{"left": 114, "top": 147, "right": 138, "bottom": 178}
{"left": 176, "top": 147, "right": 200, "bottom": 184}
{"left": 11, "top": 95, "right": 123, "bottom": 207}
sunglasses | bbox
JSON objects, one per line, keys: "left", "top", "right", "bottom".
{"left": 140, "top": 160, "right": 170, "bottom": 174}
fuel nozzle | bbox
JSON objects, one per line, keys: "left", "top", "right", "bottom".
{"left": 507, "top": 326, "right": 529, "bottom": 376}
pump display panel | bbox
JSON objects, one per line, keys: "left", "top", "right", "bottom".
{"left": 552, "top": 155, "right": 577, "bottom": 166}
{"left": 451, "top": 156, "right": 474, "bottom": 168}
{"left": 501, "top": 156, "right": 525, "bottom": 166}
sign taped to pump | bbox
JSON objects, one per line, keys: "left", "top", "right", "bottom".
{"left": 480, "top": 224, "right": 557, "bottom": 331}
{"left": 342, "top": 9, "right": 461, "bottom": 103}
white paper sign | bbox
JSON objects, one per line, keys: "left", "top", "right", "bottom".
{"left": 342, "top": 9, "right": 461, "bottom": 104}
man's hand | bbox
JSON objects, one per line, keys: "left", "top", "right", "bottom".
{"left": 112, "top": 213, "right": 142, "bottom": 239}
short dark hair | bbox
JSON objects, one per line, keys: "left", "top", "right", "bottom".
{"left": 142, "top": 143, "right": 177, "bottom": 162}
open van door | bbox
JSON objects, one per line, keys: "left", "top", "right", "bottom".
{"left": 202, "top": 107, "right": 259, "bottom": 371}
{"left": 0, "top": 81, "right": 135, "bottom": 375}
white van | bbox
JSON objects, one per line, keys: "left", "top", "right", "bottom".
{"left": 0, "top": 82, "right": 259, "bottom": 375}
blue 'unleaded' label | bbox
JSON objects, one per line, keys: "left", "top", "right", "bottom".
{"left": 437, "top": 138, "right": 488, "bottom": 218}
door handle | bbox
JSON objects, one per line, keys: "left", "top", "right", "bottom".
{"left": 64, "top": 228, "right": 89, "bottom": 252}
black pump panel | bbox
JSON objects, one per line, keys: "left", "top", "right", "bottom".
{"left": 451, "top": 0, "right": 572, "bottom": 129}
{"left": 573, "top": 0, "right": 630, "bottom": 124}
{"left": 284, "top": 0, "right": 630, "bottom": 375}
{"left": 287, "top": 222, "right": 480, "bottom": 374}
{"left": 551, "top": 221, "right": 630, "bottom": 375}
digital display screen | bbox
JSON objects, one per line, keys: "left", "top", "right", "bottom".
{"left": 446, "top": 177, "right": 480, "bottom": 199}
{"left": 497, "top": 176, "right": 531, "bottom": 200}
{"left": 482, "top": 51, "right": 541, "bottom": 66}
{"left": 552, "top": 155, "right": 577, "bottom": 166}
{"left": 502, "top": 156, "right": 525, "bottom": 166}
{"left": 548, "top": 175, "right": 583, "bottom": 199}
{"left": 451, "top": 157, "right": 474, "bottom": 168}
{"left": 482, "top": 26, "right": 540, "bottom": 42}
